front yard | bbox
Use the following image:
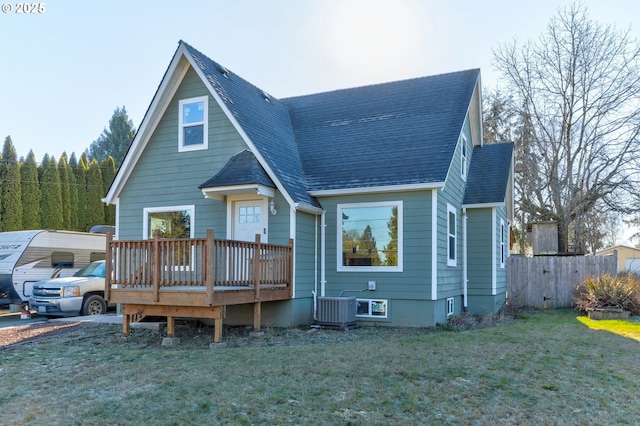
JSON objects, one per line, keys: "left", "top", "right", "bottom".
{"left": 1, "top": 309, "right": 639, "bottom": 425}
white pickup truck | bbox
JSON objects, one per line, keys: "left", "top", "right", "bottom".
{"left": 29, "top": 260, "right": 108, "bottom": 317}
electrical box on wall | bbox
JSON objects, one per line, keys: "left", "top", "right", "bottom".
{"left": 368, "top": 280, "right": 376, "bottom": 291}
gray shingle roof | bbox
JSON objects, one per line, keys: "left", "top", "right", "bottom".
{"left": 283, "top": 70, "right": 480, "bottom": 191}
{"left": 199, "top": 149, "right": 275, "bottom": 189}
{"left": 463, "top": 143, "right": 514, "bottom": 205}
{"left": 182, "top": 41, "right": 482, "bottom": 204}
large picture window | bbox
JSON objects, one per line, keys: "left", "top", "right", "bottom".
{"left": 337, "top": 201, "right": 402, "bottom": 272}
{"left": 143, "top": 205, "right": 195, "bottom": 239}
{"left": 178, "top": 96, "right": 208, "bottom": 152}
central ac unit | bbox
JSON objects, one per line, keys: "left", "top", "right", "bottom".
{"left": 317, "top": 296, "right": 357, "bottom": 327}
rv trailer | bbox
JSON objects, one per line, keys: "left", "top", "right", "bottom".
{"left": 0, "top": 230, "right": 107, "bottom": 308}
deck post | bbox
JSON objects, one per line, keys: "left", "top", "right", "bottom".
{"left": 253, "top": 301, "right": 261, "bottom": 331}
{"left": 167, "top": 316, "right": 175, "bottom": 337}
{"left": 153, "top": 230, "right": 160, "bottom": 303}
{"left": 105, "top": 233, "right": 113, "bottom": 301}
{"left": 206, "top": 229, "right": 215, "bottom": 306}
{"left": 122, "top": 312, "right": 131, "bottom": 337}
{"left": 253, "top": 234, "right": 261, "bottom": 301}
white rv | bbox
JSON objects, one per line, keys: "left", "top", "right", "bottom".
{"left": 0, "top": 230, "right": 107, "bottom": 308}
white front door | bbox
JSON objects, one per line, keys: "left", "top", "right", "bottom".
{"left": 233, "top": 200, "right": 268, "bottom": 242}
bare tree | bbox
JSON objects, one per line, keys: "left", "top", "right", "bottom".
{"left": 492, "top": 2, "right": 640, "bottom": 253}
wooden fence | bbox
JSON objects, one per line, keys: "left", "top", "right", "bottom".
{"left": 506, "top": 252, "right": 618, "bottom": 308}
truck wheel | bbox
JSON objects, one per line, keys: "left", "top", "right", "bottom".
{"left": 81, "top": 295, "right": 106, "bottom": 316}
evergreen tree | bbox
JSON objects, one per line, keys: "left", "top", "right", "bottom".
{"left": 58, "top": 154, "right": 72, "bottom": 229}
{"left": 101, "top": 156, "right": 116, "bottom": 225}
{"left": 21, "top": 150, "right": 41, "bottom": 229}
{"left": 89, "top": 106, "right": 136, "bottom": 167}
{"left": 86, "top": 159, "right": 105, "bottom": 228}
{"left": 40, "top": 156, "right": 63, "bottom": 229}
{"left": 383, "top": 206, "right": 398, "bottom": 266}
{"left": 67, "top": 152, "right": 79, "bottom": 230}
{"left": 75, "top": 153, "right": 89, "bottom": 231}
{"left": 0, "top": 136, "right": 23, "bottom": 231}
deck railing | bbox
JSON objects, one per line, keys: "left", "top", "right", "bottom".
{"left": 105, "top": 229, "right": 293, "bottom": 303}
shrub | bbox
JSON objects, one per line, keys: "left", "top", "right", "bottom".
{"left": 574, "top": 273, "right": 640, "bottom": 315}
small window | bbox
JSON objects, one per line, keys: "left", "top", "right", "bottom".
{"left": 178, "top": 96, "right": 208, "bottom": 152}
{"left": 500, "top": 219, "right": 506, "bottom": 268}
{"left": 143, "top": 206, "right": 195, "bottom": 239}
{"left": 338, "top": 202, "right": 403, "bottom": 272}
{"left": 461, "top": 138, "right": 467, "bottom": 180}
{"left": 447, "top": 297, "right": 455, "bottom": 316}
{"left": 51, "top": 251, "right": 74, "bottom": 268}
{"left": 356, "top": 299, "right": 388, "bottom": 318}
{"left": 90, "top": 252, "right": 106, "bottom": 262}
{"left": 447, "top": 204, "right": 457, "bottom": 267}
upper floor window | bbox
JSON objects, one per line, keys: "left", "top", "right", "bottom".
{"left": 461, "top": 137, "right": 468, "bottom": 180}
{"left": 447, "top": 204, "right": 457, "bottom": 267}
{"left": 178, "top": 96, "right": 208, "bottom": 152}
{"left": 500, "top": 219, "right": 506, "bottom": 268}
{"left": 338, "top": 201, "right": 403, "bottom": 272}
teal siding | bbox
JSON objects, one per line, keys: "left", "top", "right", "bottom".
{"left": 436, "top": 117, "right": 472, "bottom": 300}
{"left": 294, "top": 211, "right": 318, "bottom": 300}
{"left": 320, "top": 191, "right": 433, "bottom": 304}
{"left": 118, "top": 67, "right": 249, "bottom": 240}
{"left": 467, "top": 208, "right": 493, "bottom": 295}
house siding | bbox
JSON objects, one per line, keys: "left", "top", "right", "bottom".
{"left": 319, "top": 191, "right": 433, "bottom": 325}
{"left": 118, "top": 67, "right": 249, "bottom": 240}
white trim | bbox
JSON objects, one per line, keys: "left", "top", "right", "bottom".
{"left": 294, "top": 202, "right": 323, "bottom": 215}
{"left": 309, "top": 182, "right": 444, "bottom": 197}
{"left": 290, "top": 204, "right": 296, "bottom": 296}
{"left": 462, "top": 207, "right": 468, "bottom": 309}
{"left": 492, "top": 208, "right": 497, "bottom": 295}
{"left": 446, "top": 297, "right": 455, "bottom": 316}
{"left": 431, "top": 189, "right": 438, "bottom": 300}
{"left": 320, "top": 210, "right": 326, "bottom": 297}
{"left": 461, "top": 201, "right": 506, "bottom": 209}
{"left": 447, "top": 204, "right": 457, "bottom": 267}
{"left": 143, "top": 205, "right": 195, "bottom": 239}
{"left": 337, "top": 201, "right": 403, "bottom": 273}
{"left": 178, "top": 95, "right": 208, "bottom": 152}
{"left": 201, "top": 184, "right": 275, "bottom": 201}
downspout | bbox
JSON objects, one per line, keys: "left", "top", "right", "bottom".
{"left": 462, "top": 207, "right": 468, "bottom": 311}
{"left": 313, "top": 215, "right": 318, "bottom": 321}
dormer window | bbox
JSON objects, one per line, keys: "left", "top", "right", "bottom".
{"left": 178, "top": 96, "right": 208, "bottom": 152}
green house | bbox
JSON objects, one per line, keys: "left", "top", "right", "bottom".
{"left": 104, "top": 41, "right": 514, "bottom": 328}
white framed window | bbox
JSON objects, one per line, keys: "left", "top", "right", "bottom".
{"left": 446, "top": 297, "right": 455, "bottom": 316}
{"left": 461, "top": 137, "right": 468, "bottom": 180}
{"left": 178, "top": 96, "right": 208, "bottom": 152}
{"left": 143, "top": 205, "right": 195, "bottom": 239}
{"left": 356, "top": 299, "right": 388, "bottom": 318}
{"left": 337, "top": 201, "right": 403, "bottom": 272}
{"left": 500, "top": 219, "right": 506, "bottom": 268}
{"left": 447, "top": 204, "right": 457, "bottom": 267}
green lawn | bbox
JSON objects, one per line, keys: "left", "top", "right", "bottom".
{"left": 2, "top": 309, "right": 639, "bottom": 425}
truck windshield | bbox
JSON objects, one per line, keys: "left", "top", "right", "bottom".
{"left": 73, "top": 262, "right": 105, "bottom": 278}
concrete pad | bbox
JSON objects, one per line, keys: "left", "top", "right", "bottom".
{"left": 161, "top": 337, "right": 181, "bottom": 346}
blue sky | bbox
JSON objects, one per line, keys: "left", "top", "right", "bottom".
{"left": 2, "top": 0, "right": 638, "bottom": 162}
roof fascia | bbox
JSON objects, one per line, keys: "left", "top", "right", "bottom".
{"left": 105, "top": 46, "right": 191, "bottom": 204}
{"left": 461, "top": 201, "right": 505, "bottom": 209}
{"left": 181, "top": 48, "right": 298, "bottom": 212}
{"left": 309, "top": 182, "right": 444, "bottom": 197}
{"left": 201, "top": 184, "right": 275, "bottom": 201}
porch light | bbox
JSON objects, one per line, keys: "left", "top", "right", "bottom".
{"left": 269, "top": 199, "right": 277, "bottom": 215}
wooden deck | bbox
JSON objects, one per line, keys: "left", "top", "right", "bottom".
{"left": 105, "top": 229, "right": 293, "bottom": 342}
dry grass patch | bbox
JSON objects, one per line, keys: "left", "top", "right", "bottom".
{"left": 1, "top": 309, "right": 639, "bottom": 425}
